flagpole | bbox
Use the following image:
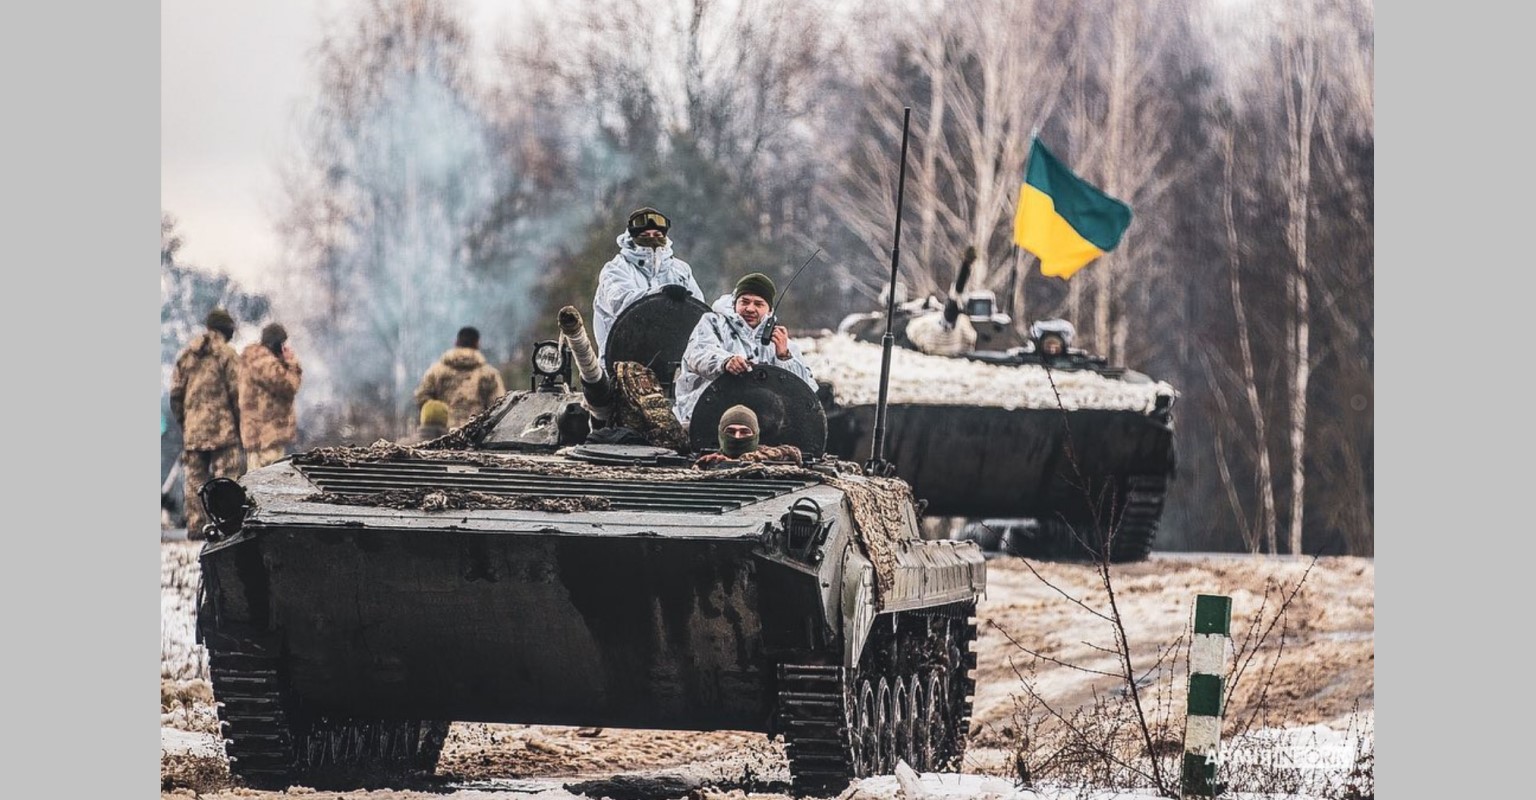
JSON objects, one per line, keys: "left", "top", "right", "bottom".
{"left": 1008, "top": 244, "right": 1022, "bottom": 329}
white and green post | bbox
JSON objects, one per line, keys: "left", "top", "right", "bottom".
{"left": 1182, "top": 594, "right": 1231, "bottom": 797}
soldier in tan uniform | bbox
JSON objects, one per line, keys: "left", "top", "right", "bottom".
{"left": 239, "top": 323, "right": 303, "bottom": 471}
{"left": 169, "top": 309, "right": 244, "bottom": 540}
{"left": 412, "top": 326, "right": 507, "bottom": 428}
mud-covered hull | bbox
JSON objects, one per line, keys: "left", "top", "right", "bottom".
{"left": 824, "top": 404, "right": 1175, "bottom": 519}
{"left": 199, "top": 525, "right": 827, "bottom": 732}
{"left": 195, "top": 438, "right": 987, "bottom": 793}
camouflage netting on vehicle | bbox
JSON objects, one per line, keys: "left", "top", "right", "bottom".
{"left": 796, "top": 332, "right": 1176, "bottom": 412}
{"left": 609, "top": 360, "right": 690, "bottom": 452}
{"left": 408, "top": 360, "right": 687, "bottom": 452}
{"left": 289, "top": 441, "right": 912, "bottom": 596}
{"left": 409, "top": 392, "right": 509, "bottom": 450}
{"left": 303, "top": 488, "right": 612, "bottom": 513}
{"left": 815, "top": 473, "right": 915, "bottom": 600}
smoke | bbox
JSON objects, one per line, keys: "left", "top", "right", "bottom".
{"left": 269, "top": 1, "right": 588, "bottom": 443}
{"left": 317, "top": 65, "right": 509, "bottom": 412}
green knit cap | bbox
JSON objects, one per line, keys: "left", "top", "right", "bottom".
{"left": 733, "top": 273, "right": 776, "bottom": 307}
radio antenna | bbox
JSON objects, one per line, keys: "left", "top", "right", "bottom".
{"left": 867, "top": 106, "right": 912, "bottom": 477}
{"left": 760, "top": 247, "right": 823, "bottom": 345}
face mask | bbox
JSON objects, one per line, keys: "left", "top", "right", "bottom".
{"left": 720, "top": 431, "right": 759, "bottom": 457}
{"left": 633, "top": 230, "right": 667, "bottom": 248}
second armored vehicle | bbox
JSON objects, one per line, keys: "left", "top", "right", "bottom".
{"left": 805, "top": 304, "right": 1177, "bottom": 563}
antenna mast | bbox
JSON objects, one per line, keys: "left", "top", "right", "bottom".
{"left": 867, "top": 107, "right": 912, "bottom": 477}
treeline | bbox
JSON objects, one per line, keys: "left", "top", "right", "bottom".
{"left": 248, "top": 0, "right": 1372, "bottom": 555}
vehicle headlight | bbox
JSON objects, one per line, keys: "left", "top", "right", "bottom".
{"left": 533, "top": 341, "right": 563, "bottom": 375}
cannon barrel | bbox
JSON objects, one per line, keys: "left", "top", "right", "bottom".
{"left": 559, "top": 306, "right": 615, "bottom": 419}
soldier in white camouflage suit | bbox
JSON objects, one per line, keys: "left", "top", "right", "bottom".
{"left": 672, "top": 272, "right": 815, "bottom": 430}
{"left": 239, "top": 323, "right": 303, "bottom": 471}
{"left": 413, "top": 326, "right": 507, "bottom": 429}
{"left": 169, "top": 308, "right": 244, "bottom": 540}
{"left": 904, "top": 246, "right": 979, "bottom": 357}
{"left": 591, "top": 207, "right": 704, "bottom": 360}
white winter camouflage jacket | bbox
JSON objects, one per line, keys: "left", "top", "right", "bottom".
{"left": 672, "top": 294, "right": 816, "bottom": 428}
{"left": 592, "top": 232, "right": 704, "bottom": 359}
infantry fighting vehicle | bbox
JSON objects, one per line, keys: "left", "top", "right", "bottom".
{"left": 195, "top": 293, "right": 986, "bottom": 795}
{"left": 809, "top": 296, "right": 1177, "bottom": 563}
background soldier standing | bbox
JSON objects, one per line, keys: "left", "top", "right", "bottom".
{"left": 239, "top": 322, "right": 303, "bottom": 470}
{"left": 413, "top": 326, "right": 507, "bottom": 428}
{"left": 169, "top": 308, "right": 244, "bottom": 540}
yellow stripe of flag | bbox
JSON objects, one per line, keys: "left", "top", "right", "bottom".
{"left": 1014, "top": 183, "right": 1105, "bottom": 279}
{"left": 1012, "top": 137, "right": 1132, "bottom": 280}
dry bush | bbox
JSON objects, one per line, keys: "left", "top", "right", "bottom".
{"left": 996, "top": 544, "right": 1374, "bottom": 799}
{"left": 1002, "top": 655, "right": 1184, "bottom": 795}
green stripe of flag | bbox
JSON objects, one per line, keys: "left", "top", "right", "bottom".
{"left": 1023, "top": 138, "right": 1132, "bottom": 252}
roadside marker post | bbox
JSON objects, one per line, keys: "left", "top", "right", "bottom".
{"left": 1182, "top": 594, "right": 1231, "bottom": 797}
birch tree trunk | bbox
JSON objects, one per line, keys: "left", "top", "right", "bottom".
{"left": 1279, "top": 3, "right": 1322, "bottom": 556}
{"left": 1223, "top": 128, "right": 1278, "bottom": 555}
{"left": 916, "top": 29, "right": 948, "bottom": 281}
{"left": 1071, "top": 1, "right": 1179, "bottom": 364}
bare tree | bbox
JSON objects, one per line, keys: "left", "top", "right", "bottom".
{"left": 1218, "top": 125, "right": 1279, "bottom": 554}
{"left": 1264, "top": 0, "right": 1371, "bottom": 555}
{"left": 821, "top": 0, "right": 1071, "bottom": 303}
{"left": 496, "top": 0, "right": 846, "bottom": 315}
{"left": 274, "top": 0, "right": 530, "bottom": 439}
{"left": 1274, "top": 2, "right": 1322, "bottom": 557}
{"left": 1060, "top": 1, "right": 1184, "bottom": 364}
{"left": 1195, "top": 0, "right": 1371, "bottom": 555}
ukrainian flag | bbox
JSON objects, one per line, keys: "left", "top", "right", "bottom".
{"left": 1013, "top": 138, "right": 1132, "bottom": 279}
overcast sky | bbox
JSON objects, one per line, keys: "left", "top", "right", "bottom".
{"left": 160, "top": 0, "right": 516, "bottom": 290}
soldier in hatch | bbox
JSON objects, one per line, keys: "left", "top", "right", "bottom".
{"left": 672, "top": 272, "right": 816, "bottom": 431}
{"left": 694, "top": 405, "right": 804, "bottom": 468}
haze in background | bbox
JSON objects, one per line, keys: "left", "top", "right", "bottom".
{"left": 160, "top": 0, "right": 517, "bottom": 289}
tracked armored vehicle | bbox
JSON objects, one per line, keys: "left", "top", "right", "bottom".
{"left": 195, "top": 295, "right": 986, "bottom": 795}
{"left": 803, "top": 305, "right": 1176, "bottom": 563}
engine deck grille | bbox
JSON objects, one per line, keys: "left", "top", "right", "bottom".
{"left": 296, "top": 461, "right": 817, "bottom": 514}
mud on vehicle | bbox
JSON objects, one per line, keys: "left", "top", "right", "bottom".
{"left": 194, "top": 292, "right": 986, "bottom": 796}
